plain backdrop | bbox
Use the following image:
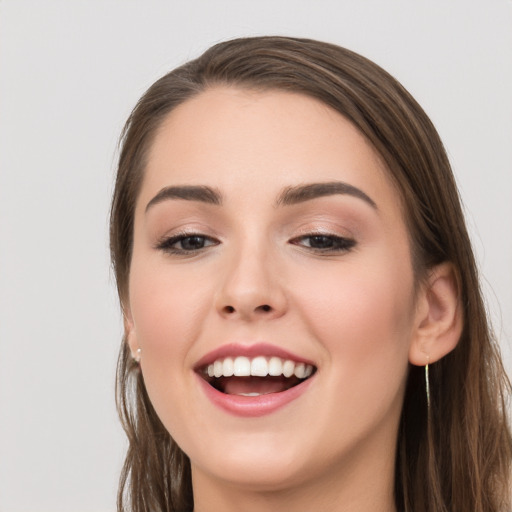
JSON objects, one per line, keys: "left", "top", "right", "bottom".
{"left": 0, "top": 1, "right": 511, "bottom": 511}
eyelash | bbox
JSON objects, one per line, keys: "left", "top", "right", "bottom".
{"left": 156, "top": 232, "right": 356, "bottom": 255}
{"left": 290, "top": 233, "right": 356, "bottom": 253}
{"left": 155, "top": 233, "right": 220, "bottom": 255}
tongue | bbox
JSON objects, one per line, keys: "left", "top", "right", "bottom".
{"left": 222, "top": 376, "right": 292, "bottom": 396}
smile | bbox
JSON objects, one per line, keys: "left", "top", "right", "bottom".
{"left": 201, "top": 356, "right": 315, "bottom": 396}
{"left": 195, "top": 344, "right": 317, "bottom": 416}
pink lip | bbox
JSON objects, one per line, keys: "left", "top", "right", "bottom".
{"left": 194, "top": 343, "right": 317, "bottom": 417}
{"left": 194, "top": 342, "right": 315, "bottom": 369}
{"left": 196, "top": 371, "right": 315, "bottom": 417}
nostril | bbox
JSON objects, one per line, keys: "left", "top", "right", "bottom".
{"left": 220, "top": 304, "right": 274, "bottom": 316}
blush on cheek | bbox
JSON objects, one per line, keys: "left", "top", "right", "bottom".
{"left": 303, "top": 264, "right": 414, "bottom": 363}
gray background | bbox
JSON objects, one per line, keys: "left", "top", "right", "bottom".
{"left": 0, "top": 1, "right": 511, "bottom": 511}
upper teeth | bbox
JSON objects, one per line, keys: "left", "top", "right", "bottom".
{"left": 206, "top": 356, "right": 314, "bottom": 379}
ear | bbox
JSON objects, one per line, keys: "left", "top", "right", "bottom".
{"left": 123, "top": 304, "right": 141, "bottom": 362}
{"left": 409, "top": 262, "right": 463, "bottom": 366}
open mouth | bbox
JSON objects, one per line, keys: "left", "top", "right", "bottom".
{"left": 198, "top": 356, "right": 316, "bottom": 397}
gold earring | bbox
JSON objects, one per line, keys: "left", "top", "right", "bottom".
{"left": 425, "top": 356, "right": 430, "bottom": 409}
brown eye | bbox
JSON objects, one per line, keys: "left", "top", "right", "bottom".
{"left": 290, "top": 234, "right": 356, "bottom": 253}
{"left": 156, "top": 234, "right": 219, "bottom": 254}
{"left": 307, "top": 235, "right": 337, "bottom": 249}
{"left": 179, "top": 235, "right": 209, "bottom": 250}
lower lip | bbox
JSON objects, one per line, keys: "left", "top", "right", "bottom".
{"left": 196, "top": 374, "right": 314, "bottom": 417}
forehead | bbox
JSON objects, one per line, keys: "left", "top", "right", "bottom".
{"left": 140, "top": 87, "right": 400, "bottom": 213}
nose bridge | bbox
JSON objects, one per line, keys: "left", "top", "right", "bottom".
{"left": 216, "top": 232, "right": 286, "bottom": 320}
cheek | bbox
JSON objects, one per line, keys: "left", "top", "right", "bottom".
{"left": 128, "top": 260, "right": 212, "bottom": 375}
{"left": 127, "top": 262, "right": 216, "bottom": 436}
{"left": 293, "top": 251, "right": 416, "bottom": 384}
{"left": 291, "top": 259, "right": 415, "bottom": 439}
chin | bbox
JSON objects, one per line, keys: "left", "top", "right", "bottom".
{"left": 189, "top": 433, "right": 315, "bottom": 491}
{"left": 195, "top": 458, "right": 310, "bottom": 492}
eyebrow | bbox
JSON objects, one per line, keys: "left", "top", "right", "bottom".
{"left": 145, "top": 181, "right": 377, "bottom": 213}
{"left": 275, "top": 181, "right": 377, "bottom": 209}
{"left": 145, "top": 185, "right": 222, "bottom": 212}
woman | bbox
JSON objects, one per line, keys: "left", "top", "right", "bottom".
{"left": 110, "top": 36, "right": 511, "bottom": 512}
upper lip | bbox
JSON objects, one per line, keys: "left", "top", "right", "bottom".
{"left": 194, "top": 342, "right": 316, "bottom": 371}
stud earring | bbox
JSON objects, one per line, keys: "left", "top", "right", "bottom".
{"left": 133, "top": 348, "right": 142, "bottom": 363}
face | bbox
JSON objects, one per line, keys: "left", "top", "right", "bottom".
{"left": 126, "top": 88, "right": 420, "bottom": 493}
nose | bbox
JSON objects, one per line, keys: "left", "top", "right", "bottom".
{"left": 215, "top": 244, "right": 287, "bottom": 321}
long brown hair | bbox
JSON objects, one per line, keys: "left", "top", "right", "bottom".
{"left": 110, "top": 36, "right": 512, "bottom": 512}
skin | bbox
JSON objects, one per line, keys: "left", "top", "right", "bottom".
{"left": 125, "top": 88, "right": 461, "bottom": 512}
